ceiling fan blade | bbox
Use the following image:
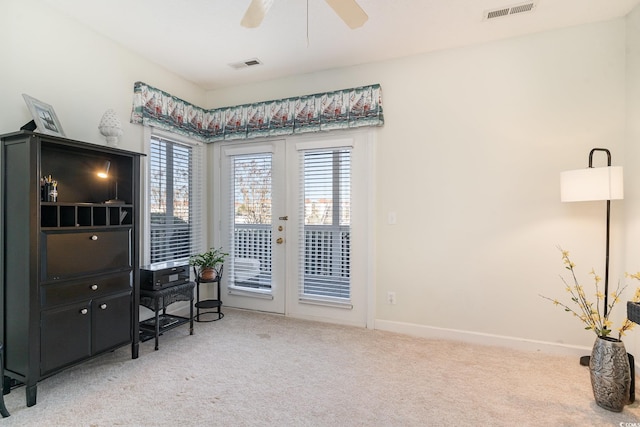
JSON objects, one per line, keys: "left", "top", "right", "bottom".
{"left": 241, "top": 0, "right": 274, "bottom": 28}
{"left": 324, "top": 0, "right": 368, "bottom": 29}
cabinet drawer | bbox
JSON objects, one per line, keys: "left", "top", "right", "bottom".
{"left": 41, "top": 271, "right": 132, "bottom": 309}
{"left": 42, "top": 229, "right": 131, "bottom": 280}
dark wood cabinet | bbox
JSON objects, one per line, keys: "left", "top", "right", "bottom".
{"left": 0, "top": 131, "right": 142, "bottom": 407}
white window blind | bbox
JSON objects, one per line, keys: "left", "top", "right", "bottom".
{"left": 298, "top": 148, "right": 351, "bottom": 302}
{"left": 149, "top": 135, "right": 203, "bottom": 263}
{"left": 228, "top": 153, "right": 273, "bottom": 290}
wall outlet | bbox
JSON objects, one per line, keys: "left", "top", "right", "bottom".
{"left": 387, "top": 291, "right": 396, "bottom": 305}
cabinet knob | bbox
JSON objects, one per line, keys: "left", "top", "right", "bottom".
{"left": 91, "top": 284, "right": 98, "bottom": 291}
{"left": 91, "top": 235, "right": 98, "bottom": 241}
{"left": 100, "top": 304, "right": 107, "bottom": 310}
{"left": 80, "top": 308, "right": 88, "bottom": 315}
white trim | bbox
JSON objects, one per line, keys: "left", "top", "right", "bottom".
{"left": 150, "top": 127, "right": 204, "bottom": 148}
{"left": 144, "top": 127, "right": 206, "bottom": 265}
{"left": 140, "top": 127, "right": 152, "bottom": 264}
{"left": 294, "top": 137, "right": 354, "bottom": 151}
{"left": 212, "top": 128, "right": 376, "bottom": 325}
{"left": 223, "top": 144, "right": 275, "bottom": 156}
{"left": 364, "top": 131, "right": 376, "bottom": 329}
{"left": 374, "top": 318, "right": 591, "bottom": 357}
{"left": 299, "top": 297, "right": 353, "bottom": 309}
{"left": 228, "top": 286, "right": 274, "bottom": 299}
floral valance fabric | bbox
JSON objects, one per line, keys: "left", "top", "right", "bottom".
{"left": 130, "top": 81, "right": 383, "bottom": 143}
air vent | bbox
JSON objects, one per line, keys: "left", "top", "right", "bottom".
{"left": 229, "top": 58, "right": 263, "bottom": 70}
{"left": 484, "top": 2, "right": 536, "bottom": 20}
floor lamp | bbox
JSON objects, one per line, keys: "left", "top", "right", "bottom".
{"left": 560, "top": 148, "right": 624, "bottom": 366}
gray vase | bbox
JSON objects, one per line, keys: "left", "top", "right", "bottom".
{"left": 589, "top": 336, "right": 631, "bottom": 412}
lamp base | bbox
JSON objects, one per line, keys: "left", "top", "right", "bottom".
{"left": 580, "top": 355, "right": 590, "bottom": 366}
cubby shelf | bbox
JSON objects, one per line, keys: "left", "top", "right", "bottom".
{"left": 41, "top": 203, "right": 133, "bottom": 228}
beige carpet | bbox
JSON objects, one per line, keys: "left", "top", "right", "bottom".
{"left": 1, "top": 308, "right": 640, "bottom": 426}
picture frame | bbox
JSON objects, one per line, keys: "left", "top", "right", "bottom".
{"left": 22, "top": 94, "right": 65, "bottom": 137}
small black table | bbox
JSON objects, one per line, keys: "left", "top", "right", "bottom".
{"left": 194, "top": 266, "right": 224, "bottom": 322}
{"left": 140, "top": 281, "right": 195, "bottom": 350}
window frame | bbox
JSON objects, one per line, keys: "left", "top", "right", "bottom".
{"left": 143, "top": 129, "right": 205, "bottom": 266}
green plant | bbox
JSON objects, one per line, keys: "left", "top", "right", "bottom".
{"left": 540, "top": 248, "right": 640, "bottom": 339}
{"left": 189, "top": 247, "right": 228, "bottom": 272}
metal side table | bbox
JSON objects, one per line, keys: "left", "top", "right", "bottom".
{"left": 140, "top": 281, "right": 195, "bottom": 350}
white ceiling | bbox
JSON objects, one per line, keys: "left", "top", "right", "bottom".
{"left": 40, "top": 0, "right": 640, "bottom": 91}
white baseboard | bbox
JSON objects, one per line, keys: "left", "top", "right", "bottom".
{"left": 374, "top": 318, "right": 592, "bottom": 357}
{"left": 374, "top": 319, "right": 640, "bottom": 372}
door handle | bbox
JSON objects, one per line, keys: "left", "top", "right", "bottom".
{"left": 276, "top": 237, "right": 284, "bottom": 244}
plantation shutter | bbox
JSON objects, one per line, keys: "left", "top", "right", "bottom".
{"left": 149, "top": 135, "right": 203, "bottom": 263}
{"left": 298, "top": 148, "right": 352, "bottom": 303}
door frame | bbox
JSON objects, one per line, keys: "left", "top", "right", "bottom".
{"left": 215, "top": 140, "right": 286, "bottom": 314}
{"left": 210, "top": 129, "right": 376, "bottom": 328}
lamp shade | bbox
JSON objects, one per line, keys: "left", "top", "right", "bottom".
{"left": 560, "top": 166, "right": 623, "bottom": 202}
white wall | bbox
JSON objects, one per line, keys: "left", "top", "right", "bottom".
{"left": 1, "top": 0, "right": 638, "bottom": 356}
{"left": 624, "top": 6, "right": 640, "bottom": 360}
{"left": 208, "top": 18, "right": 632, "bottom": 353}
{"left": 0, "top": 0, "right": 204, "bottom": 153}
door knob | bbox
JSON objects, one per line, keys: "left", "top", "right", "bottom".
{"left": 276, "top": 237, "right": 283, "bottom": 244}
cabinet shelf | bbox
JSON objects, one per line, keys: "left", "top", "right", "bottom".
{"left": 41, "top": 203, "right": 133, "bottom": 228}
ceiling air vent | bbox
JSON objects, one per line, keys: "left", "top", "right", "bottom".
{"left": 484, "top": 2, "right": 536, "bottom": 20}
{"left": 229, "top": 58, "right": 263, "bottom": 70}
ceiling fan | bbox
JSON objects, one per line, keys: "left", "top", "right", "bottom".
{"left": 241, "top": 0, "right": 368, "bottom": 30}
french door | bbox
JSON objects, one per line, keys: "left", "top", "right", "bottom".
{"left": 218, "top": 140, "right": 286, "bottom": 313}
{"left": 214, "top": 131, "right": 373, "bottom": 327}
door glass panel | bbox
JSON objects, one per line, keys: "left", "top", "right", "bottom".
{"left": 230, "top": 154, "right": 273, "bottom": 290}
{"left": 299, "top": 149, "right": 351, "bottom": 301}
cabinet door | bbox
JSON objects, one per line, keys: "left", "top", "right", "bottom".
{"left": 92, "top": 292, "right": 132, "bottom": 354}
{"left": 42, "top": 229, "right": 132, "bottom": 280}
{"left": 41, "top": 301, "right": 92, "bottom": 375}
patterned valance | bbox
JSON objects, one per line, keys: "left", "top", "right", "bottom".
{"left": 130, "top": 81, "right": 383, "bottom": 143}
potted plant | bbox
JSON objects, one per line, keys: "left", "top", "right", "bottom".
{"left": 540, "top": 248, "right": 640, "bottom": 412}
{"left": 189, "top": 247, "right": 228, "bottom": 281}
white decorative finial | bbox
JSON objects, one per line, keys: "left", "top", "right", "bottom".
{"left": 99, "top": 109, "right": 123, "bottom": 146}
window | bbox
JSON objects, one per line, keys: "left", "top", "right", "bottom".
{"left": 149, "top": 135, "right": 202, "bottom": 263}
{"left": 299, "top": 148, "right": 351, "bottom": 301}
{"left": 229, "top": 153, "right": 273, "bottom": 289}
